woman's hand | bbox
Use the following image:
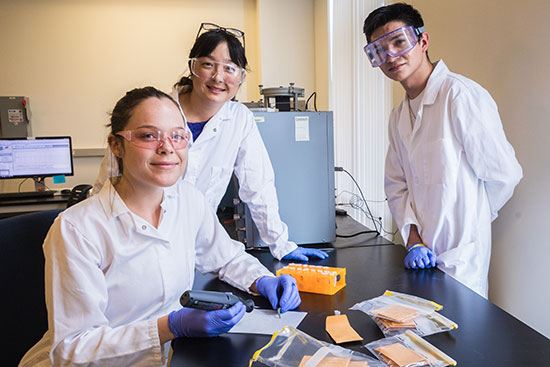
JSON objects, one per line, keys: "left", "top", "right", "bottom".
{"left": 167, "top": 302, "right": 245, "bottom": 338}
{"left": 255, "top": 275, "right": 301, "bottom": 313}
{"left": 282, "top": 247, "right": 328, "bottom": 262}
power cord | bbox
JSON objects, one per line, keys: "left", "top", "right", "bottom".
{"left": 305, "top": 92, "right": 317, "bottom": 111}
{"left": 336, "top": 194, "right": 398, "bottom": 237}
{"left": 335, "top": 167, "right": 380, "bottom": 236}
{"left": 336, "top": 230, "right": 378, "bottom": 238}
{"left": 18, "top": 178, "right": 30, "bottom": 193}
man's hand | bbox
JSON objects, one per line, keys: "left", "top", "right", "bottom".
{"left": 404, "top": 245, "right": 437, "bottom": 269}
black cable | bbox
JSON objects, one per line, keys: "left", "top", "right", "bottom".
{"left": 305, "top": 92, "right": 317, "bottom": 111}
{"left": 335, "top": 167, "right": 380, "bottom": 235}
{"left": 18, "top": 178, "right": 29, "bottom": 193}
{"left": 343, "top": 168, "right": 380, "bottom": 234}
{"left": 336, "top": 230, "right": 378, "bottom": 238}
{"left": 338, "top": 202, "right": 398, "bottom": 237}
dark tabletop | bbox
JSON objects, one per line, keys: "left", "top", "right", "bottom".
{"left": 171, "top": 244, "right": 550, "bottom": 366}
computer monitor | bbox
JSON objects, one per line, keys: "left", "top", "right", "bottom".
{"left": 0, "top": 137, "right": 74, "bottom": 184}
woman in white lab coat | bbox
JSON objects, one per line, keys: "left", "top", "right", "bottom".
{"left": 94, "top": 23, "right": 327, "bottom": 262}
{"left": 19, "top": 87, "right": 300, "bottom": 367}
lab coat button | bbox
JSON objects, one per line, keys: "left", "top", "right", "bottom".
{"left": 142, "top": 225, "right": 147, "bottom": 230}
{"left": 213, "top": 128, "right": 217, "bottom": 133}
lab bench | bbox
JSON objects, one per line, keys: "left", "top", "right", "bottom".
{"left": 170, "top": 236, "right": 550, "bottom": 366}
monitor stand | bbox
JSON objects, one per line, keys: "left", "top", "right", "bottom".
{"left": 33, "top": 177, "right": 47, "bottom": 192}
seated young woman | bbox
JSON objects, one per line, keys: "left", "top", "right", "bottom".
{"left": 19, "top": 87, "right": 300, "bottom": 367}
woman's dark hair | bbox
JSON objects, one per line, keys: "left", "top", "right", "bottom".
{"left": 175, "top": 30, "right": 248, "bottom": 91}
{"left": 109, "top": 86, "right": 178, "bottom": 134}
{"left": 363, "top": 3, "right": 424, "bottom": 42}
{"left": 108, "top": 86, "right": 179, "bottom": 173}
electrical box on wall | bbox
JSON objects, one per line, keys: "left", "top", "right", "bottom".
{"left": 0, "top": 96, "right": 31, "bottom": 138}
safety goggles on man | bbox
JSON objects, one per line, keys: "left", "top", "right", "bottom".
{"left": 116, "top": 127, "right": 190, "bottom": 150}
{"left": 190, "top": 57, "right": 245, "bottom": 84}
{"left": 363, "top": 25, "right": 425, "bottom": 68}
{"left": 195, "top": 22, "right": 246, "bottom": 50}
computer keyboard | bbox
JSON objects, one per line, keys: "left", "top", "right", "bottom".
{"left": 0, "top": 190, "right": 56, "bottom": 201}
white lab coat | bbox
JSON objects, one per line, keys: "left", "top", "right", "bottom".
{"left": 385, "top": 60, "right": 522, "bottom": 297}
{"left": 94, "top": 87, "right": 297, "bottom": 259}
{"left": 19, "top": 180, "right": 272, "bottom": 367}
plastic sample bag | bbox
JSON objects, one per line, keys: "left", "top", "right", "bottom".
{"left": 249, "top": 326, "right": 385, "bottom": 367}
{"left": 365, "top": 330, "right": 456, "bottom": 367}
{"left": 372, "top": 311, "right": 457, "bottom": 338}
{"left": 350, "top": 291, "right": 442, "bottom": 322}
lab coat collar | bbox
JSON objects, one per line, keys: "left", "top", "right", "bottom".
{"left": 171, "top": 85, "right": 194, "bottom": 146}
{"left": 421, "top": 60, "right": 449, "bottom": 106}
{"left": 397, "top": 59, "right": 449, "bottom": 142}
{"left": 97, "top": 179, "right": 131, "bottom": 220}
{"left": 97, "top": 179, "right": 179, "bottom": 221}
{"left": 171, "top": 85, "right": 232, "bottom": 143}
{"left": 163, "top": 180, "right": 179, "bottom": 201}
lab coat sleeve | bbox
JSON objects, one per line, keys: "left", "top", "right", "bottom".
{"left": 232, "top": 111, "right": 298, "bottom": 260}
{"left": 44, "top": 217, "right": 164, "bottom": 367}
{"left": 384, "top": 110, "right": 421, "bottom": 244}
{"left": 452, "top": 88, "right": 522, "bottom": 221}
{"left": 194, "top": 194, "right": 273, "bottom": 291}
{"left": 93, "top": 148, "right": 120, "bottom": 196}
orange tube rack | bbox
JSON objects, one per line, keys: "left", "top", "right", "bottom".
{"left": 276, "top": 263, "right": 346, "bottom": 295}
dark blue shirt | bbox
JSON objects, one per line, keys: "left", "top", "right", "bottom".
{"left": 188, "top": 121, "right": 208, "bottom": 141}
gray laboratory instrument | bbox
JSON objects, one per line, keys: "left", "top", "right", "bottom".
{"left": 230, "top": 111, "right": 336, "bottom": 248}
{"left": 0, "top": 96, "right": 31, "bottom": 137}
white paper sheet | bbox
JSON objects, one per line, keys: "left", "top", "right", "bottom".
{"left": 228, "top": 309, "right": 308, "bottom": 335}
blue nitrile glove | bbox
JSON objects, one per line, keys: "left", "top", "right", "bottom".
{"left": 256, "top": 275, "right": 301, "bottom": 313}
{"left": 168, "top": 302, "right": 245, "bottom": 338}
{"left": 282, "top": 246, "right": 328, "bottom": 262}
{"left": 404, "top": 244, "right": 437, "bottom": 269}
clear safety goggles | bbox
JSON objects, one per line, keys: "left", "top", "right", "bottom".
{"left": 116, "top": 127, "right": 190, "bottom": 150}
{"left": 363, "top": 26, "right": 425, "bottom": 67}
{"left": 190, "top": 57, "right": 245, "bottom": 84}
{"left": 195, "top": 22, "right": 246, "bottom": 50}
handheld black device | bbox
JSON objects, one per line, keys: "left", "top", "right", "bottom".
{"left": 180, "top": 290, "right": 255, "bottom": 313}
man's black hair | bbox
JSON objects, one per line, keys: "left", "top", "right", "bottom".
{"left": 363, "top": 3, "right": 424, "bottom": 42}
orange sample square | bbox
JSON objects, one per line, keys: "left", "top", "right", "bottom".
{"left": 377, "top": 317, "right": 416, "bottom": 331}
{"left": 325, "top": 314, "right": 363, "bottom": 344}
{"left": 375, "top": 343, "right": 428, "bottom": 367}
{"left": 370, "top": 305, "right": 419, "bottom": 322}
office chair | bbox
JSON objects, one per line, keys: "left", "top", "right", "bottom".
{"left": 0, "top": 209, "right": 63, "bottom": 366}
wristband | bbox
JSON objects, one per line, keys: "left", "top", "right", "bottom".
{"left": 406, "top": 243, "right": 426, "bottom": 253}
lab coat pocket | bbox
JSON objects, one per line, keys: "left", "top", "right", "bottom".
{"left": 437, "top": 241, "right": 486, "bottom": 293}
{"left": 205, "top": 166, "right": 233, "bottom": 208}
{"left": 417, "top": 138, "right": 458, "bottom": 185}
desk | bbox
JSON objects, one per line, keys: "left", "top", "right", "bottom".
{"left": 0, "top": 194, "right": 67, "bottom": 218}
{"left": 171, "top": 245, "right": 550, "bottom": 366}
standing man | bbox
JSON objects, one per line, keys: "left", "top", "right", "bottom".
{"left": 363, "top": 3, "right": 522, "bottom": 297}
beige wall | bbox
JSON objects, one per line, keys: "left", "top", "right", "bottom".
{"left": 398, "top": 0, "right": 550, "bottom": 338}
{"left": 257, "top": 0, "right": 316, "bottom": 99}
{"left": 0, "top": 0, "right": 325, "bottom": 192}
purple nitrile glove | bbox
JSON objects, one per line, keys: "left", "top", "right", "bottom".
{"left": 282, "top": 246, "right": 328, "bottom": 262}
{"left": 256, "top": 275, "right": 301, "bottom": 313}
{"left": 168, "top": 302, "right": 245, "bottom": 338}
{"left": 404, "top": 246, "right": 437, "bottom": 269}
